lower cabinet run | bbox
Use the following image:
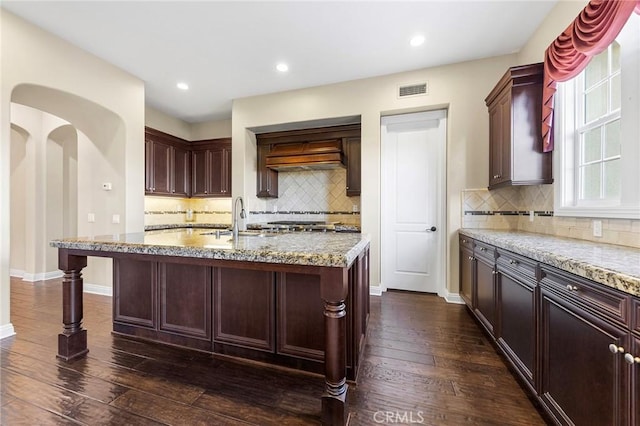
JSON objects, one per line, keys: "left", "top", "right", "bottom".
{"left": 459, "top": 233, "right": 640, "bottom": 426}
{"left": 113, "top": 252, "right": 369, "bottom": 381}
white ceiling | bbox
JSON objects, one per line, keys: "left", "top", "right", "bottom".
{"left": 2, "top": 1, "right": 557, "bottom": 123}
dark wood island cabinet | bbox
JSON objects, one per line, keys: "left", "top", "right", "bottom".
{"left": 459, "top": 230, "right": 640, "bottom": 426}
{"left": 52, "top": 230, "right": 370, "bottom": 426}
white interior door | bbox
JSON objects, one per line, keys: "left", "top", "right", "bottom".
{"left": 381, "top": 110, "right": 446, "bottom": 294}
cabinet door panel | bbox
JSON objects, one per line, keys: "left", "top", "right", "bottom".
{"left": 345, "top": 137, "right": 361, "bottom": 196}
{"left": 475, "top": 256, "right": 496, "bottom": 336}
{"left": 209, "top": 149, "right": 224, "bottom": 195}
{"left": 277, "top": 272, "right": 324, "bottom": 360}
{"left": 498, "top": 269, "right": 536, "bottom": 387}
{"left": 113, "top": 259, "right": 156, "bottom": 328}
{"left": 152, "top": 141, "right": 172, "bottom": 194}
{"left": 213, "top": 268, "right": 275, "bottom": 351}
{"left": 160, "top": 263, "right": 210, "bottom": 339}
{"left": 460, "top": 245, "right": 474, "bottom": 308}
{"left": 172, "top": 146, "right": 190, "bottom": 196}
{"left": 192, "top": 150, "right": 209, "bottom": 196}
{"left": 540, "top": 289, "right": 628, "bottom": 426}
{"left": 633, "top": 336, "right": 640, "bottom": 426}
{"left": 256, "top": 144, "right": 278, "bottom": 198}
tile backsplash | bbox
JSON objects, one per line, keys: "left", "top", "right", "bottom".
{"left": 462, "top": 185, "right": 639, "bottom": 248}
{"left": 144, "top": 168, "right": 361, "bottom": 228}
{"left": 254, "top": 168, "right": 360, "bottom": 226}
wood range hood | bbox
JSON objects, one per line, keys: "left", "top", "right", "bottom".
{"left": 265, "top": 139, "right": 346, "bottom": 171}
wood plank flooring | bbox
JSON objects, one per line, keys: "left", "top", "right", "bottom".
{"left": 1, "top": 278, "right": 546, "bottom": 425}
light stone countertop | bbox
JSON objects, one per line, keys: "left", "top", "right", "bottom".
{"left": 459, "top": 229, "right": 640, "bottom": 297}
{"left": 50, "top": 229, "right": 371, "bottom": 268}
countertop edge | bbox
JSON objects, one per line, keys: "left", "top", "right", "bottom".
{"left": 459, "top": 229, "right": 640, "bottom": 297}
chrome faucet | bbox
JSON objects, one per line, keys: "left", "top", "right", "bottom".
{"left": 232, "top": 196, "right": 246, "bottom": 239}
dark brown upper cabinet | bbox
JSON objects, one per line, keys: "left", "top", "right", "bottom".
{"left": 191, "top": 139, "right": 231, "bottom": 198}
{"left": 145, "top": 127, "right": 191, "bottom": 197}
{"left": 485, "top": 63, "right": 552, "bottom": 190}
{"left": 255, "top": 124, "right": 361, "bottom": 199}
{"left": 344, "top": 137, "right": 361, "bottom": 196}
{"left": 256, "top": 144, "right": 279, "bottom": 198}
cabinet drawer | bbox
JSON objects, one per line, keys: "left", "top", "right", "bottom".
{"left": 633, "top": 298, "right": 640, "bottom": 336}
{"left": 474, "top": 240, "right": 495, "bottom": 263}
{"left": 540, "top": 266, "right": 630, "bottom": 327}
{"left": 459, "top": 235, "right": 474, "bottom": 250}
{"left": 496, "top": 249, "right": 537, "bottom": 282}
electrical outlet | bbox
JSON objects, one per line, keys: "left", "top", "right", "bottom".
{"left": 592, "top": 220, "right": 602, "bottom": 237}
{"left": 529, "top": 210, "right": 534, "bottom": 222}
{"left": 87, "top": 213, "right": 95, "bottom": 223}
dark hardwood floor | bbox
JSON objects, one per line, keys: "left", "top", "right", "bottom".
{"left": 1, "top": 277, "right": 545, "bottom": 425}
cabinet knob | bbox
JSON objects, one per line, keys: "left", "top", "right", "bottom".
{"left": 566, "top": 285, "right": 578, "bottom": 292}
{"left": 462, "top": 239, "right": 467, "bottom": 243}
{"left": 493, "top": 174, "right": 501, "bottom": 179}
{"left": 468, "top": 256, "right": 474, "bottom": 261}
{"left": 608, "top": 344, "right": 624, "bottom": 354}
{"left": 509, "top": 259, "right": 519, "bottom": 265}
{"left": 492, "top": 270, "right": 498, "bottom": 275}
{"left": 624, "top": 353, "right": 640, "bottom": 364}
{"left": 346, "top": 186, "right": 349, "bottom": 189}
{"left": 479, "top": 247, "right": 487, "bottom": 252}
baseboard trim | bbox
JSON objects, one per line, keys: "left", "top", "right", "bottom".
{"left": 369, "top": 286, "right": 383, "bottom": 296}
{"left": 443, "top": 291, "right": 465, "bottom": 305}
{"left": 83, "top": 283, "right": 112, "bottom": 297}
{"left": 9, "top": 269, "right": 24, "bottom": 278}
{"left": 22, "top": 270, "right": 64, "bottom": 282}
{"left": 0, "top": 323, "right": 16, "bottom": 340}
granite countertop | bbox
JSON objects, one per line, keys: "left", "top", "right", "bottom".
{"left": 459, "top": 229, "right": 640, "bottom": 297}
{"left": 51, "top": 229, "right": 370, "bottom": 268}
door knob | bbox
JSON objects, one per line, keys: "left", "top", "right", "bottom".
{"left": 425, "top": 226, "right": 437, "bottom": 232}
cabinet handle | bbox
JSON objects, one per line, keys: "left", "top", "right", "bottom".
{"left": 509, "top": 259, "right": 519, "bottom": 265}
{"left": 624, "top": 353, "right": 640, "bottom": 364}
{"left": 479, "top": 247, "right": 487, "bottom": 252}
{"left": 609, "top": 344, "right": 625, "bottom": 354}
{"left": 566, "top": 285, "right": 578, "bottom": 292}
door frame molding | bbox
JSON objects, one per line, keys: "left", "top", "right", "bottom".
{"left": 380, "top": 109, "right": 447, "bottom": 296}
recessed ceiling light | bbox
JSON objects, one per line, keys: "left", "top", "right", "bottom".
{"left": 276, "top": 63, "right": 289, "bottom": 72}
{"left": 410, "top": 35, "right": 425, "bottom": 47}
{"left": 176, "top": 82, "right": 189, "bottom": 90}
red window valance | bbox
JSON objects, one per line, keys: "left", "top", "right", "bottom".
{"left": 542, "top": 0, "right": 640, "bottom": 152}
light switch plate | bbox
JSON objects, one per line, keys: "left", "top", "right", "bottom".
{"left": 88, "top": 213, "right": 95, "bottom": 223}
{"left": 112, "top": 214, "right": 120, "bottom": 224}
{"left": 592, "top": 220, "right": 602, "bottom": 237}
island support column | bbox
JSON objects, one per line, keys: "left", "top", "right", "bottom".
{"left": 320, "top": 267, "right": 349, "bottom": 426}
{"left": 57, "top": 249, "right": 89, "bottom": 361}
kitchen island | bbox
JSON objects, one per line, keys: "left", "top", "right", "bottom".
{"left": 50, "top": 229, "right": 370, "bottom": 426}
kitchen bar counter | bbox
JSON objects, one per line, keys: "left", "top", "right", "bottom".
{"left": 52, "top": 229, "right": 370, "bottom": 267}
{"left": 459, "top": 229, "right": 640, "bottom": 297}
{"left": 50, "top": 230, "right": 371, "bottom": 425}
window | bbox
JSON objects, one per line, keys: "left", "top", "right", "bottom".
{"left": 554, "top": 13, "right": 640, "bottom": 219}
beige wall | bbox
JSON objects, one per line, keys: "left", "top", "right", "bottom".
{"left": 517, "top": 0, "right": 587, "bottom": 65}
{"left": 232, "top": 54, "right": 517, "bottom": 296}
{"left": 145, "top": 106, "right": 192, "bottom": 140}
{"left": 1, "top": 9, "right": 146, "bottom": 335}
{"left": 145, "top": 105, "right": 232, "bottom": 141}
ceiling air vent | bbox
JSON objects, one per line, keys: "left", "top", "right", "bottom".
{"left": 398, "top": 82, "right": 428, "bottom": 98}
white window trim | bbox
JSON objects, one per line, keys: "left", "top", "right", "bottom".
{"left": 554, "top": 15, "right": 640, "bottom": 220}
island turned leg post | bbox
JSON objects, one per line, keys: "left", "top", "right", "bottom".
{"left": 320, "top": 268, "right": 349, "bottom": 426}
{"left": 57, "top": 249, "right": 89, "bottom": 361}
